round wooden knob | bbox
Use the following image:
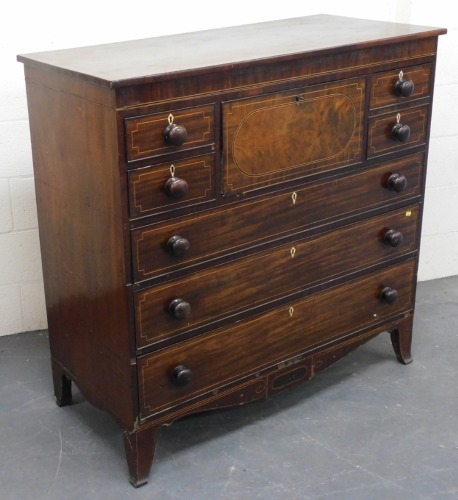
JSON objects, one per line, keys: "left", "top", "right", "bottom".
{"left": 163, "top": 123, "right": 188, "bottom": 146}
{"left": 168, "top": 298, "right": 191, "bottom": 320}
{"left": 171, "top": 365, "right": 192, "bottom": 386}
{"left": 384, "top": 229, "right": 404, "bottom": 247}
{"left": 391, "top": 122, "right": 411, "bottom": 142}
{"left": 164, "top": 176, "right": 189, "bottom": 199}
{"left": 166, "top": 235, "right": 190, "bottom": 257}
{"left": 387, "top": 173, "right": 407, "bottom": 193}
{"left": 394, "top": 77, "right": 415, "bottom": 97}
{"left": 380, "top": 287, "right": 399, "bottom": 304}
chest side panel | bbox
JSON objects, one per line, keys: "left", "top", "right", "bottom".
{"left": 24, "top": 72, "right": 135, "bottom": 428}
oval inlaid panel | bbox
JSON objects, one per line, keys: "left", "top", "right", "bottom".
{"left": 222, "top": 78, "right": 364, "bottom": 194}
{"left": 233, "top": 94, "right": 356, "bottom": 175}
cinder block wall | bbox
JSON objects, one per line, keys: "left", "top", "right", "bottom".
{"left": 0, "top": 1, "right": 456, "bottom": 336}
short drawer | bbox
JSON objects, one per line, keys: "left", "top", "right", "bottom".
{"left": 367, "top": 105, "right": 428, "bottom": 159}
{"left": 370, "top": 64, "right": 431, "bottom": 109}
{"left": 128, "top": 154, "right": 214, "bottom": 219}
{"left": 135, "top": 206, "right": 420, "bottom": 347}
{"left": 132, "top": 152, "right": 424, "bottom": 282}
{"left": 125, "top": 104, "right": 214, "bottom": 162}
{"left": 138, "top": 259, "right": 416, "bottom": 417}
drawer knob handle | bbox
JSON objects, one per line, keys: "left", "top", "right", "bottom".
{"left": 386, "top": 173, "right": 407, "bottom": 193}
{"left": 394, "top": 71, "right": 415, "bottom": 98}
{"left": 168, "top": 298, "right": 191, "bottom": 320}
{"left": 166, "top": 235, "right": 190, "bottom": 257}
{"left": 391, "top": 113, "right": 411, "bottom": 142}
{"left": 164, "top": 176, "right": 189, "bottom": 199}
{"left": 171, "top": 365, "right": 193, "bottom": 386}
{"left": 380, "top": 286, "right": 399, "bottom": 305}
{"left": 163, "top": 114, "right": 188, "bottom": 146}
{"left": 384, "top": 229, "right": 404, "bottom": 247}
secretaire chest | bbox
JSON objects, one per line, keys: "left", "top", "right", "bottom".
{"left": 18, "top": 15, "right": 446, "bottom": 487}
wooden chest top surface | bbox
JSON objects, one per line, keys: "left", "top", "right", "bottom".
{"left": 17, "top": 15, "right": 446, "bottom": 86}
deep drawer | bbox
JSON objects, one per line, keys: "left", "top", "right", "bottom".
{"left": 138, "top": 259, "right": 416, "bottom": 417}
{"left": 135, "top": 205, "right": 420, "bottom": 347}
{"left": 132, "top": 152, "right": 424, "bottom": 282}
{"left": 128, "top": 154, "right": 214, "bottom": 219}
{"left": 222, "top": 78, "right": 365, "bottom": 195}
{"left": 370, "top": 63, "right": 431, "bottom": 109}
{"left": 367, "top": 105, "right": 428, "bottom": 158}
{"left": 125, "top": 104, "right": 214, "bottom": 162}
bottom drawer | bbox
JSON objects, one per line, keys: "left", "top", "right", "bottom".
{"left": 138, "top": 259, "right": 416, "bottom": 418}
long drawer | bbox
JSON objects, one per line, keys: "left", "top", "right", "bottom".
{"left": 138, "top": 259, "right": 416, "bottom": 418}
{"left": 135, "top": 205, "right": 420, "bottom": 347}
{"left": 132, "top": 153, "right": 423, "bottom": 282}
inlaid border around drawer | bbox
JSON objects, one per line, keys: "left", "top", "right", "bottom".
{"left": 370, "top": 63, "right": 432, "bottom": 109}
{"left": 132, "top": 152, "right": 424, "bottom": 282}
{"left": 367, "top": 105, "right": 428, "bottom": 158}
{"left": 128, "top": 154, "right": 214, "bottom": 219}
{"left": 138, "top": 259, "right": 416, "bottom": 417}
{"left": 125, "top": 104, "right": 214, "bottom": 162}
{"left": 135, "top": 205, "right": 420, "bottom": 347}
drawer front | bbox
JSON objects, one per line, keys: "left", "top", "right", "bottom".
{"left": 128, "top": 154, "right": 214, "bottom": 219}
{"left": 125, "top": 104, "right": 214, "bottom": 162}
{"left": 136, "top": 206, "right": 420, "bottom": 347}
{"left": 222, "top": 78, "right": 365, "bottom": 195}
{"left": 370, "top": 64, "right": 431, "bottom": 109}
{"left": 138, "top": 259, "right": 416, "bottom": 417}
{"left": 132, "top": 153, "right": 423, "bottom": 281}
{"left": 368, "top": 105, "right": 428, "bottom": 158}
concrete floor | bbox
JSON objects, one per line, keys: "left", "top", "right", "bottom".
{"left": 1, "top": 276, "right": 457, "bottom": 500}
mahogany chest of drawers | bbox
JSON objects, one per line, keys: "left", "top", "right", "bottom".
{"left": 18, "top": 15, "right": 446, "bottom": 486}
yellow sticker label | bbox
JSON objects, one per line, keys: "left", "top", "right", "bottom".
{"left": 405, "top": 210, "right": 412, "bottom": 217}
